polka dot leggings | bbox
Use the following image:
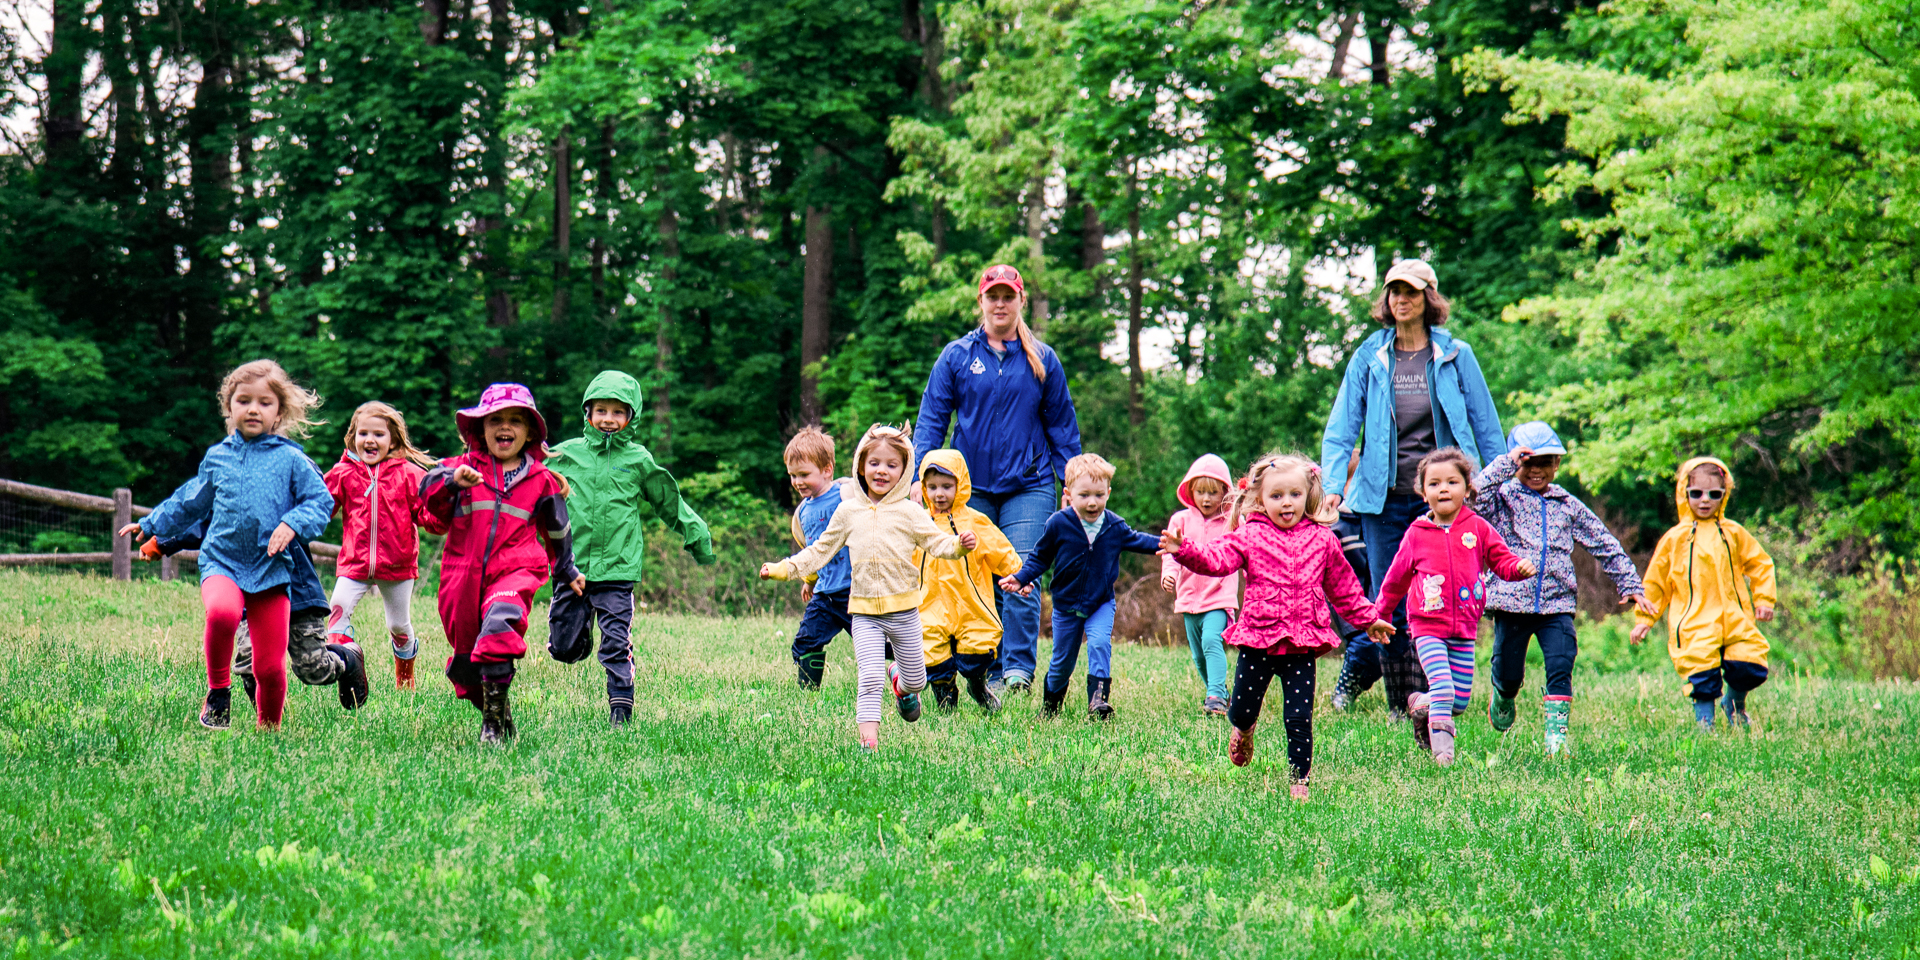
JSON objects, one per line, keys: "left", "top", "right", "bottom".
{"left": 1226, "top": 647, "right": 1317, "bottom": 782}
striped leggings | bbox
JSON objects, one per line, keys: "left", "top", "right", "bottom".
{"left": 853, "top": 610, "right": 927, "bottom": 723}
{"left": 1414, "top": 636, "right": 1475, "bottom": 717}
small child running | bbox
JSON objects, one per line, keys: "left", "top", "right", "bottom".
{"left": 419, "top": 383, "right": 583, "bottom": 745}
{"left": 761, "top": 425, "right": 975, "bottom": 750}
{"left": 324, "top": 401, "right": 437, "bottom": 691}
{"left": 917, "top": 450, "right": 1023, "bottom": 714}
{"left": 122, "top": 360, "right": 335, "bottom": 730}
{"left": 546, "top": 371, "right": 714, "bottom": 726}
{"left": 999, "top": 454, "right": 1160, "bottom": 721}
{"left": 783, "top": 427, "right": 859, "bottom": 690}
{"left": 1160, "top": 454, "right": 1240, "bottom": 716}
{"left": 1630, "top": 457, "right": 1777, "bottom": 730}
{"left": 1471, "top": 422, "right": 1650, "bottom": 754}
{"left": 1374, "top": 448, "right": 1536, "bottom": 765}
{"left": 1160, "top": 453, "right": 1391, "bottom": 799}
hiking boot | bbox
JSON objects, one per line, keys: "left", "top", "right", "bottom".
{"left": 1228, "top": 724, "right": 1256, "bottom": 767}
{"left": 1408, "top": 692, "right": 1433, "bottom": 753}
{"left": 1203, "top": 696, "right": 1229, "bottom": 717}
{"left": 1087, "top": 677, "right": 1115, "bottom": 721}
{"left": 610, "top": 703, "right": 632, "bottom": 727}
{"left": 1488, "top": 691, "right": 1516, "bottom": 732}
{"left": 241, "top": 674, "right": 258, "bottom": 709}
{"left": 479, "top": 681, "right": 515, "bottom": 745}
{"left": 930, "top": 678, "right": 960, "bottom": 713}
{"left": 888, "top": 662, "right": 921, "bottom": 723}
{"left": 332, "top": 643, "right": 370, "bottom": 710}
{"left": 1040, "top": 684, "right": 1066, "bottom": 718}
{"left": 797, "top": 653, "right": 825, "bottom": 690}
{"left": 1005, "top": 673, "right": 1033, "bottom": 693}
{"left": 1330, "top": 689, "right": 1353, "bottom": 712}
{"left": 1430, "top": 715, "right": 1457, "bottom": 766}
{"left": 394, "top": 655, "right": 416, "bottom": 690}
{"left": 1544, "top": 698, "right": 1571, "bottom": 755}
{"left": 199, "top": 688, "right": 232, "bottom": 730}
{"left": 966, "top": 673, "right": 1001, "bottom": 714}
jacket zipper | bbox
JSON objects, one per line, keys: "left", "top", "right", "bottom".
{"left": 366, "top": 462, "right": 381, "bottom": 577}
{"left": 1531, "top": 489, "right": 1546, "bottom": 613}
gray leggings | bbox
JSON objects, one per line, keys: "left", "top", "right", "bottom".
{"left": 853, "top": 609, "right": 926, "bottom": 723}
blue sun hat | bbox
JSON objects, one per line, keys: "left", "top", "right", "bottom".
{"left": 1506, "top": 421, "right": 1567, "bottom": 457}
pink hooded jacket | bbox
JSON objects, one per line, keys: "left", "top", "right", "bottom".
{"left": 1375, "top": 506, "right": 1530, "bottom": 640}
{"left": 1171, "top": 512, "right": 1375, "bottom": 655}
{"left": 1161, "top": 454, "right": 1240, "bottom": 614}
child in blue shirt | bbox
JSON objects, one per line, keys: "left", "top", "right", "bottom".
{"left": 785, "top": 427, "right": 867, "bottom": 689}
{"left": 1000, "top": 454, "right": 1160, "bottom": 720}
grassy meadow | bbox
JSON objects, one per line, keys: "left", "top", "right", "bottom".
{"left": 0, "top": 570, "right": 1915, "bottom": 958}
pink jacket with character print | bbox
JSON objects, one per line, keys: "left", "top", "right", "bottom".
{"left": 1374, "top": 506, "right": 1531, "bottom": 640}
{"left": 1160, "top": 454, "right": 1240, "bottom": 614}
{"left": 1171, "top": 512, "right": 1375, "bottom": 656}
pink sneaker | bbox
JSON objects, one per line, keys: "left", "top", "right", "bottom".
{"left": 1408, "top": 692, "right": 1433, "bottom": 753}
{"left": 1289, "top": 783, "right": 1310, "bottom": 802}
{"left": 857, "top": 733, "right": 878, "bottom": 751}
{"left": 1430, "top": 715, "right": 1456, "bottom": 766}
{"left": 1228, "top": 725, "right": 1256, "bottom": 767}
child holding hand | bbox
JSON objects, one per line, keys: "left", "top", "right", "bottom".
{"left": 419, "top": 383, "right": 584, "bottom": 745}
{"left": 1374, "top": 448, "right": 1537, "bottom": 766}
{"left": 1630, "top": 457, "right": 1777, "bottom": 730}
{"left": 999, "top": 454, "right": 1160, "bottom": 721}
{"left": 1161, "top": 454, "right": 1239, "bottom": 716}
{"left": 121, "top": 360, "right": 335, "bottom": 730}
{"left": 1161, "top": 453, "right": 1392, "bottom": 799}
{"left": 761, "top": 425, "right": 975, "bottom": 750}
{"left": 324, "top": 401, "right": 436, "bottom": 690}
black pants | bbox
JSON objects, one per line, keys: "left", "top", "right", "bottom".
{"left": 1491, "top": 611, "right": 1579, "bottom": 699}
{"left": 1228, "top": 647, "right": 1317, "bottom": 782}
{"left": 547, "top": 580, "right": 637, "bottom": 708}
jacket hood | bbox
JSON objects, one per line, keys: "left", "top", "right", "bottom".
{"left": 852, "top": 425, "right": 917, "bottom": 507}
{"left": 1674, "top": 456, "right": 1734, "bottom": 521}
{"left": 920, "top": 448, "right": 972, "bottom": 514}
{"left": 579, "top": 370, "right": 645, "bottom": 445}
{"left": 1176, "top": 454, "right": 1235, "bottom": 511}
{"left": 1413, "top": 503, "right": 1482, "bottom": 530}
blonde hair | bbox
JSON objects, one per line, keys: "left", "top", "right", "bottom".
{"left": 1063, "top": 453, "right": 1115, "bottom": 487}
{"left": 344, "top": 401, "right": 437, "bottom": 470}
{"left": 1188, "top": 476, "right": 1227, "bottom": 498}
{"left": 854, "top": 424, "right": 914, "bottom": 496}
{"left": 784, "top": 426, "right": 836, "bottom": 471}
{"left": 977, "top": 291, "right": 1048, "bottom": 381}
{"left": 1229, "top": 452, "right": 1326, "bottom": 529}
{"left": 220, "top": 359, "right": 323, "bottom": 439}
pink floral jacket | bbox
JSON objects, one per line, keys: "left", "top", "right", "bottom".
{"left": 1171, "top": 512, "right": 1375, "bottom": 655}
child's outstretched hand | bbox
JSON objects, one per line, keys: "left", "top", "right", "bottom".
{"left": 1160, "top": 573, "right": 1177, "bottom": 593}
{"left": 452, "top": 464, "right": 484, "bottom": 488}
{"left": 266, "top": 522, "right": 296, "bottom": 556}
{"left": 758, "top": 562, "right": 780, "bottom": 581}
{"left": 1629, "top": 622, "right": 1652, "bottom": 645}
{"left": 958, "top": 531, "right": 978, "bottom": 551}
{"left": 997, "top": 575, "right": 1032, "bottom": 597}
{"left": 1755, "top": 602, "right": 1775, "bottom": 622}
{"left": 1515, "top": 558, "right": 1538, "bottom": 579}
{"left": 1624, "top": 594, "right": 1658, "bottom": 617}
{"left": 1157, "top": 529, "right": 1184, "bottom": 555}
{"left": 117, "top": 522, "right": 144, "bottom": 543}
{"left": 1365, "top": 619, "right": 1395, "bottom": 644}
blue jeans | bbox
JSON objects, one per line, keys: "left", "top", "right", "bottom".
{"left": 969, "top": 482, "right": 1057, "bottom": 682}
{"left": 1045, "top": 600, "right": 1115, "bottom": 694}
{"left": 1184, "top": 610, "right": 1230, "bottom": 701}
{"left": 1352, "top": 492, "right": 1430, "bottom": 708}
{"left": 1490, "top": 611, "right": 1578, "bottom": 700}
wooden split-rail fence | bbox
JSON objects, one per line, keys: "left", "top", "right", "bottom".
{"left": 0, "top": 478, "right": 340, "bottom": 581}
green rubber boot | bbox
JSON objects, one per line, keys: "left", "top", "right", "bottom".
{"left": 1544, "top": 698, "right": 1571, "bottom": 755}
{"left": 1488, "top": 691, "right": 1517, "bottom": 733}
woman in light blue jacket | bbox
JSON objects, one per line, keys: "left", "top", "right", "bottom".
{"left": 1319, "top": 260, "right": 1505, "bottom": 724}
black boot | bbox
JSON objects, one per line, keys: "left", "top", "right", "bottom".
{"left": 797, "top": 653, "right": 826, "bottom": 690}
{"left": 1087, "top": 676, "right": 1115, "bottom": 721}
{"left": 241, "top": 674, "right": 258, "bottom": 709}
{"left": 930, "top": 678, "right": 960, "bottom": 712}
{"left": 479, "top": 681, "right": 515, "bottom": 745}
{"left": 1041, "top": 683, "right": 1067, "bottom": 718}
{"left": 199, "top": 687, "right": 232, "bottom": 730}
{"left": 331, "top": 643, "right": 369, "bottom": 710}
{"left": 965, "top": 672, "right": 1001, "bottom": 713}
{"left": 610, "top": 703, "right": 632, "bottom": 727}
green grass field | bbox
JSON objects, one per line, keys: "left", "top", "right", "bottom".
{"left": 0, "top": 571, "right": 1914, "bottom": 958}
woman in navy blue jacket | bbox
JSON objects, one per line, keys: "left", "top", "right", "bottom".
{"left": 913, "top": 265, "right": 1082, "bottom": 694}
{"left": 1319, "top": 259, "right": 1505, "bottom": 725}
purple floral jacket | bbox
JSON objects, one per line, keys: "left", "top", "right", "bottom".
{"left": 1469, "top": 453, "right": 1643, "bottom": 615}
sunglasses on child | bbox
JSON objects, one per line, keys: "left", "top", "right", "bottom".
{"left": 1686, "top": 488, "right": 1724, "bottom": 501}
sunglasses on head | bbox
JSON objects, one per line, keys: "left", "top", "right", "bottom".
{"left": 1686, "top": 488, "right": 1724, "bottom": 501}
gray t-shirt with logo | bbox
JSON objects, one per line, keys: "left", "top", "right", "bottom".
{"left": 1391, "top": 344, "right": 1435, "bottom": 494}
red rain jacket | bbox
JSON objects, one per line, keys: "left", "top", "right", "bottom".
{"left": 420, "top": 451, "right": 580, "bottom": 609}
{"left": 324, "top": 452, "right": 427, "bottom": 582}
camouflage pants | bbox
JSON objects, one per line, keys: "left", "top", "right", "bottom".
{"left": 234, "top": 608, "right": 342, "bottom": 686}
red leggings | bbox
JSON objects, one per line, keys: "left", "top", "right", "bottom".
{"left": 203, "top": 576, "right": 290, "bottom": 726}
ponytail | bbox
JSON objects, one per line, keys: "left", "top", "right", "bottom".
{"left": 1013, "top": 318, "right": 1046, "bottom": 382}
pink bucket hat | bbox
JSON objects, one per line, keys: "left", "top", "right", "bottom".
{"left": 456, "top": 383, "right": 549, "bottom": 458}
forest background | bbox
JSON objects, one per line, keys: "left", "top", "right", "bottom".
{"left": 2, "top": 0, "right": 1917, "bottom": 674}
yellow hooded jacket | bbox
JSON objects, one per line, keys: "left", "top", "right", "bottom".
{"left": 768, "top": 426, "right": 969, "bottom": 615}
{"left": 1634, "top": 456, "right": 1777, "bottom": 678}
{"left": 914, "top": 450, "right": 1024, "bottom": 663}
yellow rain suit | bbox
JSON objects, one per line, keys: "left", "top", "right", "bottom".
{"left": 1634, "top": 456, "right": 1777, "bottom": 697}
{"left": 914, "top": 450, "right": 1022, "bottom": 676}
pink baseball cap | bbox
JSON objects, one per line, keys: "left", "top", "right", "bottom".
{"left": 978, "top": 264, "right": 1024, "bottom": 296}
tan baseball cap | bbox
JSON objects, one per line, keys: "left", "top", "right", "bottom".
{"left": 1382, "top": 259, "right": 1438, "bottom": 291}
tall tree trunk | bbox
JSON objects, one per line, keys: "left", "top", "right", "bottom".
{"left": 551, "top": 128, "right": 571, "bottom": 324}
{"left": 421, "top": 0, "right": 451, "bottom": 44}
{"left": 1368, "top": 20, "right": 1392, "bottom": 86}
{"left": 478, "top": 0, "right": 515, "bottom": 331}
{"left": 1125, "top": 169, "right": 1145, "bottom": 427}
{"left": 590, "top": 121, "right": 612, "bottom": 319}
{"left": 1077, "top": 196, "right": 1104, "bottom": 274}
{"left": 182, "top": 36, "right": 235, "bottom": 364}
{"left": 1026, "top": 176, "right": 1049, "bottom": 333}
{"left": 44, "top": 0, "right": 87, "bottom": 177}
{"left": 655, "top": 200, "right": 678, "bottom": 458}
{"left": 1328, "top": 12, "right": 1360, "bottom": 80}
{"left": 799, "top": 151, "right": 835, "bottom": 426}
{"left": 102, "top": 2, "right": 142, "bottom": 190}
